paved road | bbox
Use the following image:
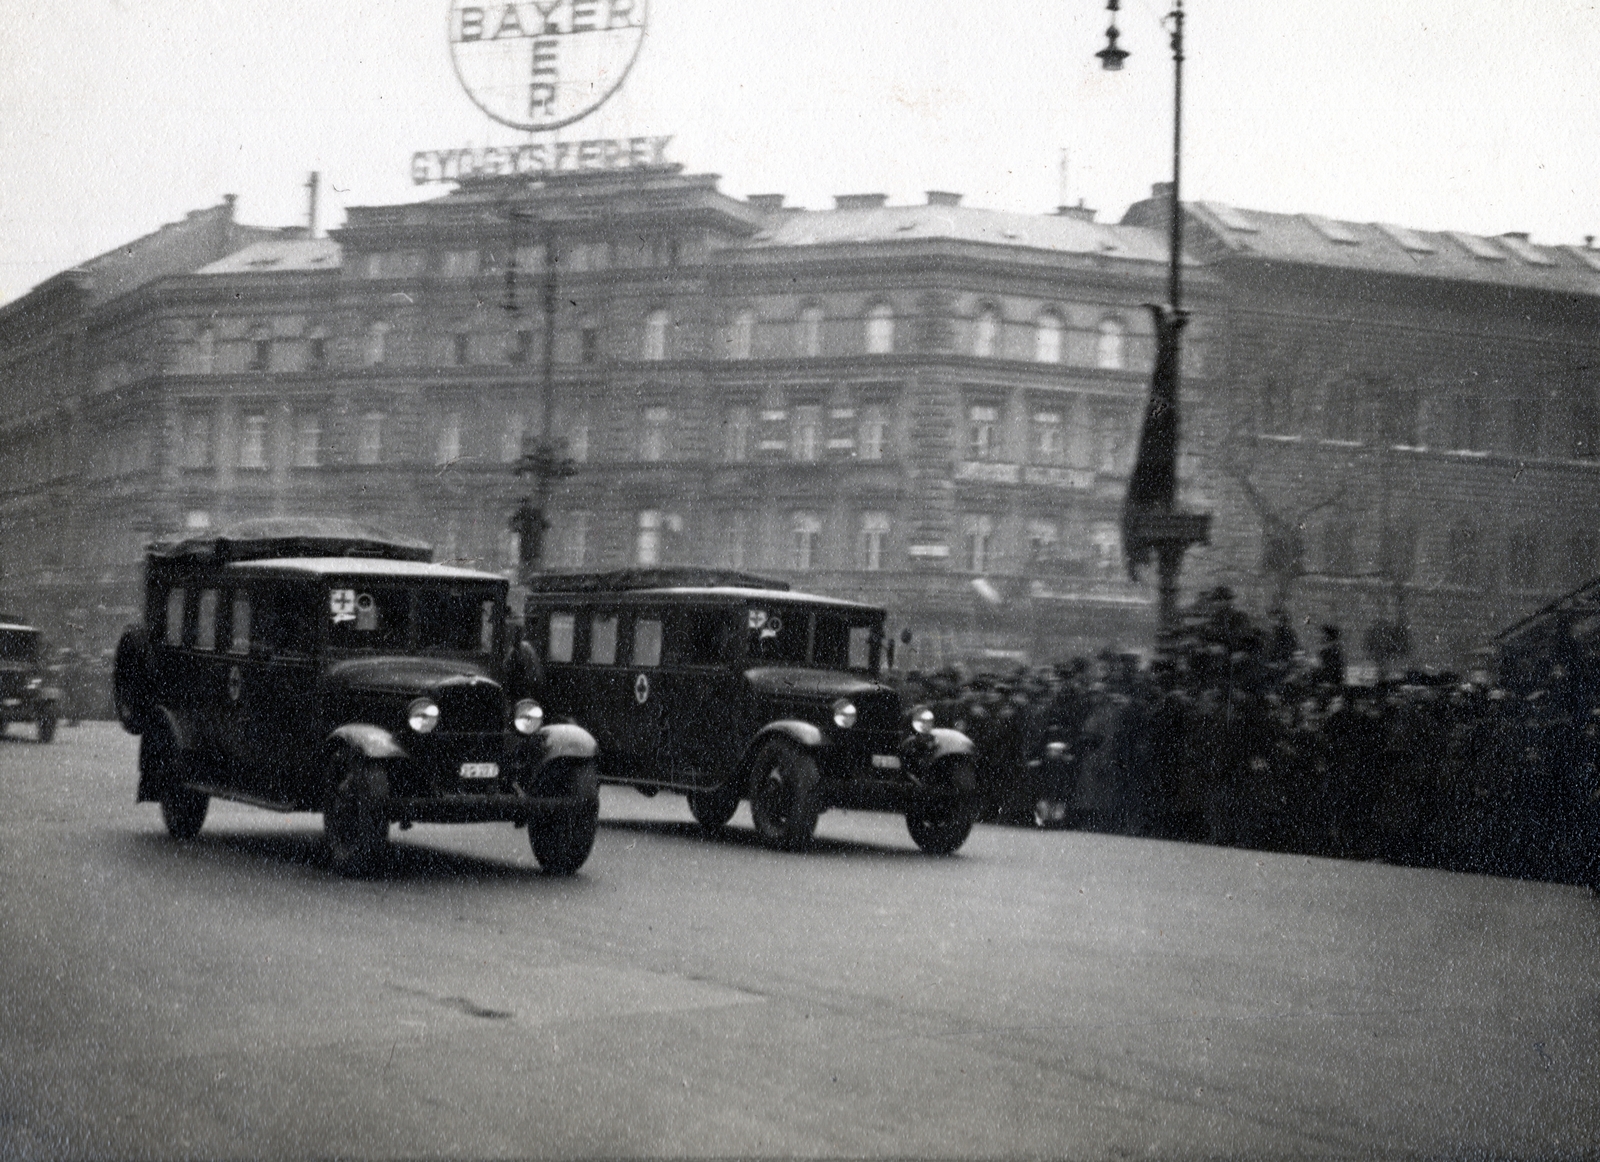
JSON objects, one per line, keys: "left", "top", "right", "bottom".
{"left": 2, "top": 723, "right": 1597, "bottom": 1158}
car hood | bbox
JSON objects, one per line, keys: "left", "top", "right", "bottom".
{"left": 744, "top": 667, "right": 889, "bottom": 701}
{"left": 323, "top": 656, "right": 498, "bottom": 696}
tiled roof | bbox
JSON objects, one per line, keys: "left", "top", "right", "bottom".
{"left": 196, "top": 238, "right": 342, "bottom": 275}
{"left": 746, "top": 204, "right": 1172, "bottom": 265}
{"left": 1187, "top": 201, "right": 1600, "bottom": 295}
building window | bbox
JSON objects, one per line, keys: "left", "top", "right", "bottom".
{"left": 1027, "top": 519, "right": 1059, "bottom": 564}
{"left": 365, "top": 321, "right": 390, "bottom": 367}
{"left": 799, "top": 305, "right": 824, "bottom": 357}
{"left": 500, "top": 413, "right": 525, "bottom": 464}
{"left": 721, "top": 511, "right": 750, "bottom": 570}
{"left": 967, "top": 404, "right": 998, "bottom": 460}
{"left": 247, "top": 327, "right": 271, "bottom": 372}
{"left": 1095, "top": 317, "right": 1127, "bottom": 370}
{"left": 641, "top": 406, "right": 671, "bottom": 461}
{"left": 452, "top": 332, "right": 471, "bottom": 366}
{"left": 1035, "top": 311, "right": 1063, "bottom": 363}
{"left": 866, "top": 303, "right": 894, "bottom": 355}
{"left": 441, "top": 249, "right": 479, "bottom": 278}
{"left": 1091, "top": 522, "right": 1120, "bottom": 573}
{"left": 1507, "top": 527, "right": 1542, "bottom": 589}
{"left": 307, "top": 331, "right": 328, "bottom": 369}
{"left": 1506, "top": 397, "right": 1542, "bottom": 457}
{"left": 1378, "top": 521, "right": 1417, "bottom": 582}
{"left": 1381, "top": 384, "right": 1424, "bottom": 447}
{"left": 436, "top": 411, "right": 462, "bottom": 466}
{"left": 1446, "top": 525, "right": 1481, "bottom": 587}
{"left": 1322, "top": 517, "right": 1357, "bottom": 577}
{"left": 580, "top": 321, "right": 601, "bottom": 364}
{"left": 1448, "top": 395, "right": 1482, "bottom": 451}
{"left": 1566, "top": 531, "right": 1598, "bottom": 585}
{"left": 643, "top": 309, "right": 670, "bottom": 361}
{"left": 1032, "top": 410, "right": 1064, "bottom": 463}
{"left": 181, "top": 410, "right": 212, "bottom": 470}
{"left": 792, "top": 406, "right": 821, "bottom": 462}
{"left": 728, "top": 308, "right": 756, "bottom": 360}
{"left": 858, "top": 512, "right": 890, "bottom": 571}
{"left": 858, "top": 405, "right": 888, "bottom": 461}
{"left": 722, "top": 406, "right": 752, "bottom": 462}
{"left": 1570, "top": 395, "right": 1599, "bottom": 459}
{"left": 1256, "top": 378, "right": 1292, "bottom": 436}
{"left": 965, "top": 514, "right": 994, "bottom": 574}
{"left": 791, "top": 513, "right": 821, "bottom": 570}
{"left": 238, "top": 410, "right": 268, "bottom": 470}
{"left": 974, "top": 305, "right": 999, "bottom": 358}
{"left": 636, "top": 510, "right": 664, "bottom": 566}
{"left": 293, "top": 411, "right": 321, "bottom": 468}
{"left": 195, "top": 326, "right": 216, "bottom": 374}
{"left": 357, "top": 411, "right": 384, "bottom": 465}
{"left": 565, "top": 413, "right": 590, "bottom": 463}
{"left": 1323, "top": 379, "right": 1364, "bottom": 442}
{"left": 508, "top": 328, "right": 533, "bottom": 366}
{"left": 562, "top": 511, "right": 590, "bottom": 569}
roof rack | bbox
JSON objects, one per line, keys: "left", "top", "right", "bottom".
{"left": 150, "top": 517, "right": 433, "bottom": 566}
{"left": 525, "top": 567, "right": 791, "bottom": 594}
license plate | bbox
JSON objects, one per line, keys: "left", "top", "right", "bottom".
{"left": 459, "top": 762, "right": 500, "bottom": 780}
{"left": 871, "top": 754, "right": 901, "bottom": 770}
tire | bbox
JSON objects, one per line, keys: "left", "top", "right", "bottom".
{"left": 36, "top": 713, "right": 56, "bottom": 744}
{"left": 748, "top": 739, "right": 820, "bottom": 851}
{"left": 530, "top": 799, "right": 599, "bottom": 876}
{"left": 324, "top": 755, "right": 391, "bottom": 878}
{"left": 907, "top": 758, "right": 978, "bottom": 855}
{"left": 907, "top": 800, "right": 976, "bottom": 855}
{"left": 687, "top": 785, "right": 741, "bottom": 833}
{"left": 160, "top": 785, "right": 210, "bottom": 840}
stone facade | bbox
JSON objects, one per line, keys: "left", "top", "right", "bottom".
{"left": 6, "top": 165, "right": 1594, "bottom": 676}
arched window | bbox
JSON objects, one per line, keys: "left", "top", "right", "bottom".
{"left": 799, "top": 304, "right": 824, "bottom": 357}
{"left": 1322, "top": 378, "right": 1364, "bottom": 442}
{"left": 1095, "top": 317, "right": 1126, "bottom": 370}
{"left": 1034, "top": 311, "right": 1063, "bottom": 363}
{"left": 643, "top": 309, "right": 670, "bottom": 361}
{"left": 728, "top": 308, "right": 756, "bottom": 360}
{"left": 974, "top": 304, "right": 1000, "bottom": 358}
{"left": 866, "top": 303, "right": 894, "bottom": 355}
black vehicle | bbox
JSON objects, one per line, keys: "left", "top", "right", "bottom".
{"left": 112, "top": 519, "right": 601, "bottom": 876}
{"left": 0, "top": 618, "right": 61, "bottom": 742}
{"left": 522, "top": 568, "right": 979, "bottom": 854}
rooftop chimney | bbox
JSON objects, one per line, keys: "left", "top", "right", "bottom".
{"left": 1149, "top": 182, "right": 1174, "bottom": 201}
{"left": 306, "top": 171, "right": 320, "bottom": 239}
{"left": 747, "top": 193, "right": 786, "bottom": 212}
{"left": 926, "top": 190, "right": 962, "bottom": 207}
{"left": 1500, "top": 231, "right": 1531, "bottom": 241}
{"left": 1055, "top": 199, "right": 1097, "bottom": 222}
{"left": 834, "top": 193, "right": 889, "bottom": 211}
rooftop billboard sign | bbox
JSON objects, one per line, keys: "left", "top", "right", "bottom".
{"left": 448, "top": 1, "right": 649, "bottom": 132}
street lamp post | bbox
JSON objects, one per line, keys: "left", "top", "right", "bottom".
{"left": 1099, "top": 0, "right": 1211, "bottom": 652}
{"left": 504, "top": 210, "right": 576, "bottom": 582}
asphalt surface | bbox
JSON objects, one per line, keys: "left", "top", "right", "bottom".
{"left": 1, "top": 722, "right": 1597, "bottom": 1159}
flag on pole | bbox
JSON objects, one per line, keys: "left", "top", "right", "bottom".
{"left": 1122, "top": 303, "right": 1188, "bottom": 580}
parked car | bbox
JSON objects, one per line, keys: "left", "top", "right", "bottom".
{"left": 0, "top": 617, "right": 61, "bottom": 742}
{"left": 112, "top": 518, "right": 600, "bottom": 876}
{"left": 522, "top": 568, "right": 979, "bottom": 853}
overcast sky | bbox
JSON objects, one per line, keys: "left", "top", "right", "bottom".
{"left": 2, "top": 0, "right": 1597, "bottom": 305}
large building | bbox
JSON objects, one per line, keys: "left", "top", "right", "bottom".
{"left": 2, "top": 160, "right": 1597, "bottom": 675}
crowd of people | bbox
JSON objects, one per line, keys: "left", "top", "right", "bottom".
{"left": 898, "top": 588, "right": 1600, "bottom": 889}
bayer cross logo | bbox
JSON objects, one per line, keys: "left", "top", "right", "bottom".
{"left": 449, "top": 1, "right": 650, "bottom": 132}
